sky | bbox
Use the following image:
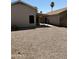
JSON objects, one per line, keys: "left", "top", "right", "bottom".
{"left": 11, "top": 0, "right": 67, "bottom": 13}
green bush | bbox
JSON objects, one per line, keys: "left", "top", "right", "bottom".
{"left": 11, "top": 25, "right": 19, "bottom": 31}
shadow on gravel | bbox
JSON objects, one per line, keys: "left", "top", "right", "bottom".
{"left": 11, "top": 25, "right": 50, "bottom": 31}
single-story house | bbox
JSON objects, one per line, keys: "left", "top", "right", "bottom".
{"left": 37, "top": 13, "right": 48, "bottom": 24}
{"left": 11, "top": 1, "right": 67, "bottom": 28}
{"left": 11, "top": 1, "right": 37, "bottom": 28}
{"left": 47, "top": 8, "right": 67, "bottom": 27}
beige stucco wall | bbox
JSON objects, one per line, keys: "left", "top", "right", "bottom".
{"left": 11, "top": 4, "right": 37, "bottom": 27}
{"left": 47, "top": 15, "right": 60, "bottom": 25}
{"left": 60, "top": 11, "right": 67, "bottom": 27}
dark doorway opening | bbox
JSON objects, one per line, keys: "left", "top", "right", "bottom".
{"left": 36, "top": 15, "right": 40, "bottom": 26}
{"left": 45, "top": 17, "right": 48, "bottom": 24}
{"left": 29, "top": 15, "right": 34, "bottom": 24}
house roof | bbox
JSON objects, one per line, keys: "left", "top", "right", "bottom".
{"left": 11, "top": 1, "right": 37, "bottom": 10}
{"left": 37, "top": 13, "right": 48, "bottom": 16}
{"left": 47, "top": 7, "right": 67, "bottom": 15}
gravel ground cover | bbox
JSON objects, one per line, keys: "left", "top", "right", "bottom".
{"left": 11, "top": 25, "right": 67, "bottom": 59}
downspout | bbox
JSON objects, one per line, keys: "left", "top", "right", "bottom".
{"left": 58, "top": 14, "right": 60, "bottom": 26}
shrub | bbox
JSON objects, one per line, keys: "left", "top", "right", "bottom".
{"left": 11, "top": 25, "right": 19, "bottom": 31}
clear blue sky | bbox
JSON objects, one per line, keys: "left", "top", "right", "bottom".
{"left": 11, "top": 0, "right": 67, "bottom": 13}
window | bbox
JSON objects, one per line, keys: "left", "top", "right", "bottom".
{"left": 29, "top": 15, "right": 34, "bottom": 24}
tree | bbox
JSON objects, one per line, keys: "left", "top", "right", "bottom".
{"left": 50, "top": 2, "right": 54, "bottom": 11}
